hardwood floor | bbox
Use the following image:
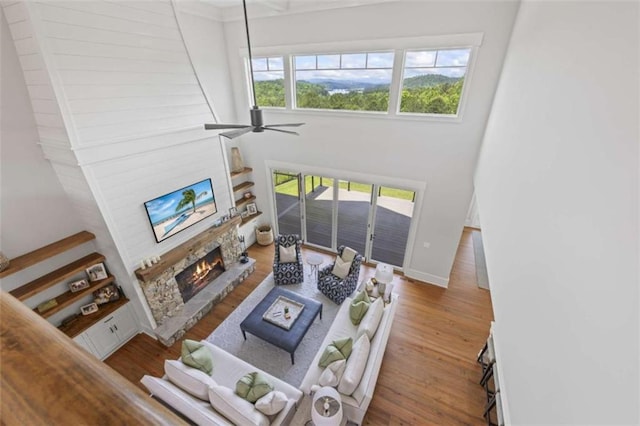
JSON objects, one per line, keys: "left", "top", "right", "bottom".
{"left": 105, "top": 228, "right": 494, "bottom": 425}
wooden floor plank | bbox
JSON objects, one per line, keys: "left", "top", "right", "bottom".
{"left": 105, "top": 228, "right": 493, "bottom": 425}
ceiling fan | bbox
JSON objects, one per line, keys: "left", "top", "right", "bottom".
{"left": 204, "top": 0, "right": 304, "bottom": 139}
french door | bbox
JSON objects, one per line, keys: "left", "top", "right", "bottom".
{"left": 272, "top": 170, "right": 415, "bottom": 269}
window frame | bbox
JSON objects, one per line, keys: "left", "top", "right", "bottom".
{"left": 242, "top": 33, "right": 482, "bottom": 122}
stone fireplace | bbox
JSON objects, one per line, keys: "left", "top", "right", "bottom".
{"left": 135, "top": 217, "right": 254, "bottom": 346}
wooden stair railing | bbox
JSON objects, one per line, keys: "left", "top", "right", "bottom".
{"left": 0, "top": 291, "right": 185, "bottom": 425}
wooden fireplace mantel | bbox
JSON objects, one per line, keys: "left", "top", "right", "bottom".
{"left": 135, "top": 216, "right": 241, "bottom": 283}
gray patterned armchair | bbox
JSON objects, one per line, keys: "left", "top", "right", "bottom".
{"left": 273, "top": 234, "right": 304, "bottom": 285}
{"left": 317, "top": 246, "right": 363, "bottom": 304}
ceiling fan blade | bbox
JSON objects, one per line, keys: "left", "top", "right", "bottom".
{"left": 204, "top": 123, "right": 251, "bottom": 130}
{"left": 263, "top": 127, "right": 299, "bottom": 136}
{"left": 263, "top": 123, "right": 305, "bottom": 128}
{"left": 220, "top": 127, "right": 255, "bottom": 139}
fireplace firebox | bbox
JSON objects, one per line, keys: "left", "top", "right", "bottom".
{"left": 175, "top": 247, "right": 225, "bottom": 303}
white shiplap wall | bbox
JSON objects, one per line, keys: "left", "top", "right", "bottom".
{"left": 3, "top": 0, "right": 233, "bottom": 332}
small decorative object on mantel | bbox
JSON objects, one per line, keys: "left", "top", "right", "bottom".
{"left": 243, "top": 191, "right": 252, "bottom": 199}
{"left": 69, "top": 279, "right": 90, "bottom": 293}
{"left": 80, "top": 302, "right": 99, "bottom": 316}
{"left": 229, "top": 207, "right": 238, "bottom": 217}
{"left": 37, "top": 298, "right": 58, "bottom": 313}
{"left": 0, "top": 251, "right": 10, "bottom": 272}
{"left": 246, "top": 202, "right": 258, "bottom": 216}
{"left": 230, "top": 147, "right": 245, "bottom": 173}
{"left": 86, "top": 262, "right": 108, "bottom": 282}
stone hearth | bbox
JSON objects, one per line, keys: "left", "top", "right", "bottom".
{"left": 135, "top": 217, "right": 254, "bottom": 346}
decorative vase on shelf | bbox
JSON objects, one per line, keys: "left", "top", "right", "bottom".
{"left": 230, "top": 147, "right": 244, "bottom": 173}
{"left": 0, "top": 252, "right": 10, "bottom": 272}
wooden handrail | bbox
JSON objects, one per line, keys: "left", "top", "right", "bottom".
{"left": 0, "top": 291, "right": 185, "bottom": 425}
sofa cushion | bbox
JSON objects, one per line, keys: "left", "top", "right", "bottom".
{"left": 318, "top": 337, "right": 353, "bottom": 368}
{"left": 338, "top": 334, "right": 370, "bottom": 395}
{"left": 254, "top": 390, "right": 288, "bottom": 416}
{"left": 235, "top": 371, "right": 274, "bottom": 403}
{"left": 341, "top": 247, "right": 357, "bottom": 263}
{"left": 357, "top": 297, "right": 385, "bottom": 340}
{"left": 209, "top": 385, "right": 269, "bottom": 426}
{"left": 332, "top": 256, "right": 351, "bottom": 279}
{"left": 164, "top": 360, "right": 217, "bottom": 401}
{"left": 318, "top": 359, "right": 347, "bottom": 387}
{"left": 349, "top": 290, "right": 371, "bottom": 325}
{"left": 279, "top": 244, "right": 296, "bottom": 263}
{"left": 181, "top": 339, "right": 213, "bottom": 375}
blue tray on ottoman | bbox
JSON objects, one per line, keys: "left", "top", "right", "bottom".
{"left": 240, "top": 287, "right": 322, "bottom": 364}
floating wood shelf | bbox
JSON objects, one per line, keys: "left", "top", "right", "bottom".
{"left": 134, "top": 216, "right": 242, "bottom": 283}
{"left": 9, "top": 252, "right": 106, "bottom": 301}
{"left": 0, "top": 231, "right": 95, "bottom": 279}
{"left": 235, "top": 195, "right": 256, "bottom": 209}
{"left": 241, "top": 211, "right": 263, "bottom": 226}
{"left": 230, "top": 167, "right": 253, "bottom": 179}
{"left": 35, "top": 275, "right": 115, "bottom": 319}
{"left": 58, "top": 298, "right": 130, "bottom": 338}
{"left": 232, "top": 181, "right": 255, "bottom": 193}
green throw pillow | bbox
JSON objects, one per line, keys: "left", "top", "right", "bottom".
{"left": 318, "top": 337, "right": 354, "bottom": 368}
{"left": 349, "top": 290, "right": 371, "bottom": 325}
{"left": 236, "top": 371, "right": 274, "bottom": 403}
{"left": 181, "top": 339, "right": 213, "bottom": 375}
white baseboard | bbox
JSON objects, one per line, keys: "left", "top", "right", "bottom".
{"left": 141, "top": 328, "right": 157, "bottom": 340}
{"left": 404, "top": 269, "right": 449, "bottom": 288}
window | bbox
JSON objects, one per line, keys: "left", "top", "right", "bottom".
{"left": 399, "top": 48, "right": 471, "bottom": 115}
{"left": 251, "top": 57, "right": 285, "bottom": 107}
{"left": 293, "top": 52, "right": 394, "bottom": 112}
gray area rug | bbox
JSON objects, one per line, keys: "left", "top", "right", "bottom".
{"left": 472, "top": 231, "right": 490, "bottom": 290}
{"left": 206, "top": 273, "right": 340, "bottom": 387}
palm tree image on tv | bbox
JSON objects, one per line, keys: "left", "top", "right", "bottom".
{"left": 144, "top": 179, "right": 217, "bottom": 243}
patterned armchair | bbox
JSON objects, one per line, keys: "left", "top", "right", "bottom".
{"left": 273, "top": 234, "right": 304, "bottom": 285}
{"left": 317, "top": 246, "right": 363, "bottom": 304}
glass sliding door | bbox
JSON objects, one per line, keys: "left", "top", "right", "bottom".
{"left": 273, "top": 170, "right": 302, "bottom": 236}
{"left": 304, "top": 175, "right": 334, "bottom": 249}
{"left": 370, "top": 186, "right": 415, "bottom": 267}
{"left": 336, "top": 180, "right": 372, "bottom": 256}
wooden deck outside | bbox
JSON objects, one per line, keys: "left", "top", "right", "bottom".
{"left": 276, "top": 189, "right": 411, "bottom": 267}
{"left": 105, "top": 228, "right": 494, "bottom": 425}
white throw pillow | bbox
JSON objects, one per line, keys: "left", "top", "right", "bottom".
{"left": 357, "top": 297, "right": 384, "bottom": 340}
{"left": 318, "top": 359, "right": 347, "bottom": 387}
{"left": 331, "top": 256, "right": 351, "bottom": 279}
{"left": 337, "top": 334, "right": 370, "bottom": 395}
{"left": 164, "top": 359, "right": 217, "bottom": 401}
{"left": 208, "top": 384, "right": 269, "bottom": 426}
{"left": 279, "top": 245, "right": 297, "bottom": 263}
{"left": 341, "top": 247, "right": 357, "bottom": 263}
{"left": 255, "top": 390, "right": 288, "bottom": 416}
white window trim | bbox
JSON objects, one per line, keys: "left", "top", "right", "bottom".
{"left": 239, "top": 32, "right": 483, "bottom": 121}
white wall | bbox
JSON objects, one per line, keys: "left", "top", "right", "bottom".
{"left": 0, "top": 8, "right": 82, "bottom": 257}
{"left": 475, "top": 2, "right": 639, "bottom": 423}
{"left": 222, "top": 1, "right": 519, "bottom": 284}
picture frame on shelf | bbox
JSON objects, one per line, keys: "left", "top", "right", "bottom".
{"left": 93, "top": 283, "right": 120, "bottom": 305}
{"left": 241, "top": 210, "right": 250, "bottom": 219}
{"left": 69, "top": 279, "right": 90, "bottom": 293}
{"left": 80, "top": 302, "right": 98, "bottom": 316}
{"left": 229, "top": 206, "right": 238, "bottom": 217}
{"left": 86, "top": 263, "right": 108, "bottom": 282}
{"left": 246, "top": 202, "right": 257, "bottom": 216}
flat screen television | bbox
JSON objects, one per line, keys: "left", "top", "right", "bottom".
{"left": 144, "top": 178, "right": 217, "bottom": 243}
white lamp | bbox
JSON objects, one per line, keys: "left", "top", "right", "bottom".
{"left": 312, "top": 386, "right": 342, "bottom": 426}
{"left": 375, "top": 263, "right": 394, "bottom": 299}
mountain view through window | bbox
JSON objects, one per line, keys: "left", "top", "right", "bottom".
{"left": 252, "top": 57, "right": 285, "bottom": 107}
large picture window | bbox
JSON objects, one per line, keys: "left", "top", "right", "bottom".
{"left": 293, "top": 52, "right": 394, "bottom": 112}
{"left": 251, "top": 56, "right": 285, "bottom": 107}
{"left": 399, "top": 48, "right": 471, "bottom": 115}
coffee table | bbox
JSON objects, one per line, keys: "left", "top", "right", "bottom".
{"left": 240, "top": 287, "right": 322, "bottom": 364}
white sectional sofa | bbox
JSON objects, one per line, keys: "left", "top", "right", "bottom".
{"left": 300, "top": 292, "right": 399, "bottom": 425}
{"left": 141, "top": 340, "right": 302, "bottom": 426}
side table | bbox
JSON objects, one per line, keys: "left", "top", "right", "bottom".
{"left": 307, "top": 254, "right": 323, "bottom": 285}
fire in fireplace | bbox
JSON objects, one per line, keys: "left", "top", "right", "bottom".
{"left": 175, "top": 247, "right": 225, "bottom": 303}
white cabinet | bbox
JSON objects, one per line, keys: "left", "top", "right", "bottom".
{"left": 240, "top": 217, "right": 258, "bottom": 247}
{"left": 82, "top": 303, "right": 138, "bottom": 359}
{"left": 73, "top": 332, "right": 99, "bottom": 357}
